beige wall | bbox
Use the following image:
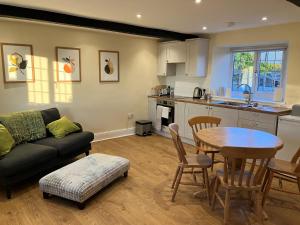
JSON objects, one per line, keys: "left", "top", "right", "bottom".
{"left": 207, "top": 22, "right": 300, "bottom": 105}
{"left": 0, "top": 20, "right": 160, "bottom": 133}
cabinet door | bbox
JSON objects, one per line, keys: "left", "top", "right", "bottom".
{"left": 148, "top": 98, "right": 157, "bottom": 129}
{"left": 184, "top": 103, "right": 209, "bottom": 139}
{"left": 210, "top": 107, "right": 238, "bottom": 127}
{"left": 157, "top": 44, "right": 167, "bottom": 76}
{"left": 175, "top": 102, "right": 186, "bottom": 136}
{"left": 185, "top": 39, "right": 209, "bottom": 77}
{"left": 167, "top": 42, "right": 186, "bottom": 63}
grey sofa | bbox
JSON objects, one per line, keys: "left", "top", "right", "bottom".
{"left": 0, "top": 108, "right": 94, "bottom": 199}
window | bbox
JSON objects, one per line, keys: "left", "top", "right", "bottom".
{"left": 231, "top": 46, "right": 287, "bottom": 102}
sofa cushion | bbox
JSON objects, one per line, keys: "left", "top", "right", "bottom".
{"left": 46, "top": 116, "right": 80, "bottom": 138}
{"left": 0, "top": 111, "right": 46, "bottom": 144}
{"left": 0, "top": 143, "right": 57, "bottom": 176}
{"left": 0, "top": 124, "right": 15, "bottom": 157}
{"left": 41, "top": 108, "right": 60, "bottom": 126}
{"left": 33, "top": 132, "right": 94, "bottom": 157}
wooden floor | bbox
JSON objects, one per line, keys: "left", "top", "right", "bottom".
{"left": 1, "top": 135, "right": 300, "bottom": 225}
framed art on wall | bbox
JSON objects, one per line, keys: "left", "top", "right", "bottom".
{"left": 56, "top": 47, "right": 81, "bottom": 82}
{"left": 99, "top": 50, "right": 119, "bottom": 82}
{"left": 1, "top": 43, "right": 35, "bottom": 83}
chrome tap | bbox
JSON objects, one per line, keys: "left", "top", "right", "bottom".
{"left": 238, "top": 84, "right": 252, "bottom": 105}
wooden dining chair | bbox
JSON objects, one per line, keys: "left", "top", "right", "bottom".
{"left": 262, "top": 147, "right": 300, "bottom": 204}
{"left": 169, "top": 123, "right": 212, "bottom": 202}
{"left": 188, "top": 116, "right": 222, "bottom": 171}
{"left": 211, "top": 146, "right": 278, "bottom": 225}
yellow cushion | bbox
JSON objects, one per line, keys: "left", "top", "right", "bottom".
{"left": 0, "top": 124, "right": 15, "bottom": 157}
{"left": 46, "top": 116, "right": 80, "bottom": 138}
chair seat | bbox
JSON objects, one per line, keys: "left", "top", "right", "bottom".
{"left": 185, "top": 153, "right": 212, "bottom": 168}
{"left": 268, "top": 158, "right": 300, "bottom": 177}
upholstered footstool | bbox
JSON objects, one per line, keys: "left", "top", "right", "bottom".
{"left": 39, "top": 153, "right": 130, "bottom": 209}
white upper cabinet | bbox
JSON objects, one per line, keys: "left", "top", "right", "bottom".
{"left": 157, "top": 43, "right": 168, "bottom": 76}
{"left": 185, "top": 38, "right": 209, "bottom": 77}
{"left": 167, "top": 41, "right": 186, "bottom": 63}
{"left": 157, "top": 39, "right": 209, "bottom": 76}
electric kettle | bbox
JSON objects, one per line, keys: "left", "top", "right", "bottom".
{"left": 193, "top": 87, "right": 203, "bottom": 99}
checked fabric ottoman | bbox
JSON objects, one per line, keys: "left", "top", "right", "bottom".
{"left": 39, "top": 153, "right": 130, "bottom": 209}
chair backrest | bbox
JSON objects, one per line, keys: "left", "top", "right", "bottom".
{"left": 188, "top": 116, "right": 221, "bottom": 146}
{"left": 291, "top": 147, "right": 300, "bottom": 172}
{"left": 220, "top": 146, "right": 278, "bottom": 188}
{"left": 169, "top": 123, "right": 187, "bottom": 164}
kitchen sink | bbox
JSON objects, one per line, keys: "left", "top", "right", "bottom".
{"left": 213, "top": 101, "right": 256, "bottom": 108}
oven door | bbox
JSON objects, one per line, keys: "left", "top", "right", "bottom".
{"left": 157, "top": 104, "right": 174, "bottom": 127}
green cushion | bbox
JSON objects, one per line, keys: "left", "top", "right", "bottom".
{"left": 0, "top": 124, "right": 15, "bottom": 157}
{"left": 46, "top": 116, "right": 80, "bottom": 138}
{"left": 0, "top": 111, "right": 46, "bottom": 144}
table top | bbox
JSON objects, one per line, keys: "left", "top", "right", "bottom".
{"left": 196, "top": 127, "right": 283, "bottom": 150}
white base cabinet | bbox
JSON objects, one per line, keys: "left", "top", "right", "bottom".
{"left": 210, "top": 106, "right": 239, "bottom": 127}
{"left": 148, "top": 98, "right": 157, "bottom": 129}
{"left": 174, "top": 102, "right": 186, "bottom": 136}
{"left": 237, "top": 111, "right": 277, "bottom": 134}
{"left": 184, "top": 103, "right": 210, "bottom": 139}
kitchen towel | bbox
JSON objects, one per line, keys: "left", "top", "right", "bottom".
{"left": 162, "top": 106, "right": 170, "bottom": 119}
{"left": 155, "top": 105, "right": 163, "bottom": 131}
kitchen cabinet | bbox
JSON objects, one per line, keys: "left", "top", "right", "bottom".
{"left": 185, "top": 38, "right": 209, "bottom": 77}
{"left": 210, "top": 106, "right": 239, "bottom": 127}
{"left": 167, "top": 41, "right": 186, "bottom": 63}
{"left": 184, "top": 103, "right": 209, "bottom": 140}
{"left": 174, "top": 102, "right": 186, "bottom": 136}
{"left": 157, "top": 39, "right": 208, "bottom": 76}
{"left": 148, "top": 98, "right": 157, "bottom": 129}
{"left": 157, "top": 44, "right": 167, "bottom": 76}
{"left": 238, "top": 111, "right": 277, "bottom": 134}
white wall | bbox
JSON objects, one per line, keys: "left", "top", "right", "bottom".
{"left": 0, "top": 20, "right": 161, "bottom": 133}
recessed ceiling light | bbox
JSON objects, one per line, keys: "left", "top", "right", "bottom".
{"left": 195, "top": 0, "right": 202, "bottom": 4}
{"left": 202, "top": 26, "right": 207, "bottom": 30}
{"left": 262, "top": 16, "right": 268, "bottom": 21}
{"left": 136, "top": 14, "right": 142, "bottom": 19}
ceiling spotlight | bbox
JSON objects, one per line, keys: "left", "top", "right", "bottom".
{"left": 195, "top": 0, "right": 202, "bottom": 4}
{"left": 262, "top": 16, "right": 268, "bottom": 21}
{"left": 202, "top": 26, "right": 207, "bottom": 30}
{"left": 136, "top": 14, "right": 142, "bottom": 19}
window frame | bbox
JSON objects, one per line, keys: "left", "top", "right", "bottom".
{"left": 230, "top": 45, "right": 288, "bottom": 103}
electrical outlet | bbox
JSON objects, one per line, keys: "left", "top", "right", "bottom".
{"left": 128, "top": 113, "right": 134, "bottom": 119}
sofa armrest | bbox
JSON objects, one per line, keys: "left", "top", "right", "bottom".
{"left": 74, "top": 122, "right": 83, "bottom": 132}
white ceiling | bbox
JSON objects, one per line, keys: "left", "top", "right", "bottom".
{"left": 1, "top": 0, "right": 300, "bottom": 34}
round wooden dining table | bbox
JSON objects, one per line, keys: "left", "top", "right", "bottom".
{"left": 195, "top": 127, "right": 284, "bottom": 219}
{"left": 195, "top": 127, "right": 283, "bottom": 150}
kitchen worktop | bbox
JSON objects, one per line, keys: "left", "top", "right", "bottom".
{"left": 148, "top": 95, "right": 291, "bottom": 115}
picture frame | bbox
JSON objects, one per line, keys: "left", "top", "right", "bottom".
{"left": 99, "top": 50, "right": 119, "bottom": 82}
{"left": 56, "top": 47, "right": 81, "bottom": 82}
{"left": 1, "top": 43, "right": 35, "bottom": 83}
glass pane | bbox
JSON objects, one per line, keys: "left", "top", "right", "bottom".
{"left": 232, "top": 51, "right": 255, "bottom": 91}
{"left": 257, "top": 50, "right": 284, "bottom": 92}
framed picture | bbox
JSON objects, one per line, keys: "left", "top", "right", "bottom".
{"left": 56, "top": 47, "right": 81, "bottom": 82}
{"left": 1, "top": 43, "right": 34, "bottom": 83}
{"left": 99, "top": 50, "right": 119, "bottom": 82}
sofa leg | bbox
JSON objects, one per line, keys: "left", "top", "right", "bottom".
{"left": 6, "top": 188, "right": 11, "bottom": 199}
{"left": 124, "top": 171, "right": 128, "bottom": 178}
{"left": 77, "top": 202, "right": 85, "bottom": 210}
{"left": 85, "top": 151, "right": 89, "bottom": 156}
{"left": 43, "top": 192, "right": 50, "bottom": 199}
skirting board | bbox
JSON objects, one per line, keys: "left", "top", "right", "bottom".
{"left": 93, "top": 127, "right": 135, "bottom": 142}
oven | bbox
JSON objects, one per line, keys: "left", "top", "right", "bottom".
{"left": 157, "top": 99, "right": 175, "bottom": 127}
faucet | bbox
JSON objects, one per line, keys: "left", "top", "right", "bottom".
{"left": 238, "top": 84, "right": 252, "bottom": 105}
